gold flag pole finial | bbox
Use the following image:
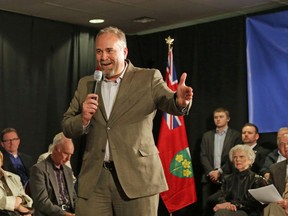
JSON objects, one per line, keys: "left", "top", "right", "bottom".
{"left": 165, "top": 36, "right": 174, "bottom": 51}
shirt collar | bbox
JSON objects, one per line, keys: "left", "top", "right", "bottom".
{"left": 216, "top": 127, "right": 228, "bottom": 135}
{"left": 53, "top": 163, "right": 62, "bottom": 170}
{"left": 103, "top": 61, "right": 127, "bottom": 83}
{"left": 48, "top": 155, "right": 62, "bottom": 170}
{"left": 250, "top": 143, "right": 257, "bottom": 149}
{"left": 7, "top": 152, "right": 19, "bottom": 159}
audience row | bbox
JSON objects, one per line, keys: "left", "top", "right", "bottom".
{"left": 0, "top": 128, "right": 76, "bottom": 216}
{"left": 200, "top": 107, "right": 288, "bottom": 216}
{"left": 1, "top": 108, "right": 287, "bottom": 216}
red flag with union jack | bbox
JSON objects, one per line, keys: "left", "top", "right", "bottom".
{"left": 157, "top": 46, "right": 197, "bottom": 213}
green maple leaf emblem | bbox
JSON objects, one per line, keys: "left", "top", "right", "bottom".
{"left": 170, "top": 148, "right": 193, "bottom": 178}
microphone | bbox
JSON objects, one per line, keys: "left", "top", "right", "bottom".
{"left": 93, "top": 70, "right": 103, "bottom": 94}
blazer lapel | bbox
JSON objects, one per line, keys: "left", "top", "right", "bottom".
{"left": 63, "top": 166, "right": 75, "bottom": 208}
{"left": 97, "top": 82, "right": 108, "bottom": 121}
{"left": 280, "top": 160, "right": 287, "bottom": 195}
{"left": 106, "top": 64, "right": 135, "bottom": 125}
{"left": 208, "top": 131, "right": 215, "bottom": 162}
{"left": 222, "top": 129, "right": 231, "bottom": 151}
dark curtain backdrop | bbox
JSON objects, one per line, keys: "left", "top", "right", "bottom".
{"left": 0, "top": 10, "right": 98, "bottom": 163}
{"left": 0, "top": 9, "right": 278, "bottom": 216}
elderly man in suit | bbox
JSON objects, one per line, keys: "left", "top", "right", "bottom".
{"left": 260, "top": 127, "right": 288, "bottom": 180}
{"left": 200, "top": 107, "right": 242, "bottom": 216}
{"left": 29, "top": 132, "right": 76, "bottom": 216}
{"left": 62, "top": 26, "right": 193, "bottom": 216}
{"left": 264, "top": 133, "right": 288, "bottom": 215}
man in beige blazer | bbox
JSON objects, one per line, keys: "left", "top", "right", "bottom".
{"left": 62, "top": 26, "right": 193, "bottom": 216}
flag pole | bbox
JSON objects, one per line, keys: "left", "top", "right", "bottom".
{"left": 166, "top": 36, "right": 174, "bottom": 216}
{"left": 165, "top": 36, "right": 174, "bottom": 51}
{"left": 160, "top": 35, "right": 197, "bottom": 214}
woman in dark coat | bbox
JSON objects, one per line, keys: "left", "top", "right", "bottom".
{"left": 213, "top": 144, "right": 267, "bottom": 216}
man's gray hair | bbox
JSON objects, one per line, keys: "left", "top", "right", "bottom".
{"left": 52, "top": 132, "right": 66, "bottom": 148}
{"left": 277, "top": 127, "right": 288, "bottom": 144}
{"left": 96, "top": 26, "right": 127, "bottom": 49}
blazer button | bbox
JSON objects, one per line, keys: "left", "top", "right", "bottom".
{"left": 107, "top": 127, "right": 110, "bottom": 131}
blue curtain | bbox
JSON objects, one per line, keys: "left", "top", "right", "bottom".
{"left": 246, "top": 10, "right": 288, "bottom": 133}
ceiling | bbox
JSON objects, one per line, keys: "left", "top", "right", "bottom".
{"left": 0, "top": 0, "right": 288, "bottom": 35}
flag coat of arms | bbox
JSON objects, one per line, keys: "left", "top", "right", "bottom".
{"left": 157, "top": 47, "right": 197, "bottom": 213}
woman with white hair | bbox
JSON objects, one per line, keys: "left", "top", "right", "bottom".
{"left": 213, "top": 144, "right": 267, "bottom": 216}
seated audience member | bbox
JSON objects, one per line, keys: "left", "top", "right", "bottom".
{"left": 213, "top": 144, "right": 267, "bottom": 216}
{"left": 241, "top": 123, "right": 271, "bottom": 174}
{"left": 0, "top": 128, "right": 34, "bottom": 189}
{"left": 260, "top": 127, "right": 288, "bottom": 179}
{"left": 30, "top": 132, "right": 76, "bottom": 216}
{"left": 0, "top": 150, "right": 34, "bottom": 216}
{"left": 263, "top": 133, "right": 288, "bottom": 216}
{"left": 37, "top": 140, "right": 76, "bottom": 181}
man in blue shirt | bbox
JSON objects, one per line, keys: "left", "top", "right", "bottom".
{"left": 0, "top": 128, "right": 34, "bottom": 192}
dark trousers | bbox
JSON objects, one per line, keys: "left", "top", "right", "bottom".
{"left": 202, "top": 180, "right": 221, "bottom": 216}
{"left": 214, "top": 209, "right": 248, "bottom": 216}
{"left": 0, "top": 210, "right": 20, "bottom": 216}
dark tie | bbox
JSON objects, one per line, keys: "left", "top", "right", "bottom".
{"left": 55, "top": 168, "right": 70, "bottom": 206}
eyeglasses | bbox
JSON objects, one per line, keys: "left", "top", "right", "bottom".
{"left": 2, "top": 138, "right": 19, "bottom": 143}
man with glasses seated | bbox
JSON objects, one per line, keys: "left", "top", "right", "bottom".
{"left": 0, "top": 128, "right": 34, "bottom": 194}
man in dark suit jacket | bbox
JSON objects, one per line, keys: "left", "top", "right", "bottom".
{"left": 200, "top": 107, "right": 242, "bottom": 216}
{"left": 242, "top": 123, "right": 271, "bottom": 175}
{"left": 30, "top": 132, "right": 76, "bottom": 216}
{"left": 261, "top": 149, "right": 284, "bottom": 177}
{"left": 0, "top": 128, "right": 34, "bottom": 189}
{"left": 260, "top": 127, "right": 288, "bottom": 179}
{"left": 62, "top": 26, "right": 193, "bottom": 216}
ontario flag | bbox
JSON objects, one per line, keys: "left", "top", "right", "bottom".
{"left": 157, "top": 47, "right": 197, "bottom": 213}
